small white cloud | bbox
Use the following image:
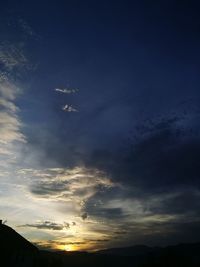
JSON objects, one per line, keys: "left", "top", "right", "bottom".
{"left": 55, "top": 88, "right": 79, "bottom": 94}
{"left": 62, "top": 104, "right": 78, "bottom": 112}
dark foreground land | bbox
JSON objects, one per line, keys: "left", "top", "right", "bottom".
{"left": 1, "top": 223, "right": 200, "bottom": 267}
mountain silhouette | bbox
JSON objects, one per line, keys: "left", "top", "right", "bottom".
{"left": 1, "top": 222, "right": 200, "bottom": 267}
{"left": 97, "top": 245, "right": 155, "bottom": 257}
{"left": 0, "top": 222, "right": 38, "bottom": 267}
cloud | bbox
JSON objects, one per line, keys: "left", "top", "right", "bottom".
{"left": 0, "top": 79, "right": 19, "bottom": 100}
{"left": 34, "top": 238, "right": 110, "bottom": 251}
{"left": 55, "top": 88, "right": 78, "bottom": 94}
{"left": 0, "top": 98, "right": 18, "bottom": 112}
{"left": 86, "top": 239, "right": 110, "bottom": 243}
{"left": 1, "top": 19, "right": 199, "bottom": 250}
{"left": 86, "top": 207, "right": 125, "bottom": 220}
{"left": 25, "top": 166, "right": 116, "bottom": 203}
{"left": 12, "top": 110, "right": 200, "bottom": 249}
{"left": 33, "top": 240, "right": 86, "bottom": 250}
{"left": 0, "top": 80, "right": 25, "bottom": 161}
{"left": 57, "top": 241, "right": 85, "bottom": 245}
{"left": 19, "top": 221, "right": 70, "bottom": 231}
{"left": 0, "top": 71, "right": 8, "bottom": 80}
{"left": 18, "top": 18, "right": 37, "bottom": 38}
{"left": 85, "top": 114, "right": 200, "bottom": 192}
{"left": 0, "top": 42, "right": 28, "bottom": 158}
{"left": 81, "top": 212, "right": 88, "bottom": 220}
{"left": 0, "top": 72, "right": 26, "bottom": 168}
{"left": 62, "top": 104, "right": 78, "bottom": 112}
{"left": 0, "top": 42, "right": 28, "bottom": 71}
{"left": 0, "top": 112, "right": 25, "bottom": 143}
{"left": 148, "top": 189, "right": 200, "bottom": 216}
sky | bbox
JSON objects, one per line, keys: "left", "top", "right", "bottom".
{"left": 0, "top": 0, "right": 200, "bottom": 251}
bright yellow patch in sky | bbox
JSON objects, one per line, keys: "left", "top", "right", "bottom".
{"left": 64, "top": 244, "right": 76, "bottom": 251}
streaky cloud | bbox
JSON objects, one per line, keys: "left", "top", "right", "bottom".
{"left": 62, "top": 104, "right": 78, "bottom": 112}
{"left": 55, "top": 88, "right": 79, "bottom": 94}
{"left": 0, "top": 42, "right": 28, "bottom": 71}
{"left": 18, "top": 221, "right": 70, "bottom": 231}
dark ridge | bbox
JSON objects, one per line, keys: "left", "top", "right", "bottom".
{"left": 0, "top": 222, "right": 38, "bottom": 267}
{"left": 96, "top": 245, "right": 154, "bottom": 256}
{"left": 1, "top": 222, "right": 200, "bottom": 266}
{"left": 0, "top": 223, "right": 38, "bottom": 252}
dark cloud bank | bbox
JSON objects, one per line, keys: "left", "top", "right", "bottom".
{"left": 84, "top": 112, "right": 200, "bottom": 242}
{"left": 28, "top": 111, "right": 200, "bottom": 245}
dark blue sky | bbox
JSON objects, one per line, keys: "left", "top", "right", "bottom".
{"left": 1, "top": 0, "right": 200, "bottom": 251}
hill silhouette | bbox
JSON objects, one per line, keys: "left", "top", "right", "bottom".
{"left": 1, "top": 222, "right": 200, "bottom": 267}
{"left": 97, "top": 245, "right": 154, "bottom": 256}
{"left": 0, "top": 222, "right": 38, "bottom": 267}
{"left": 0, "top": 223, "right": 38, "bottom": 251}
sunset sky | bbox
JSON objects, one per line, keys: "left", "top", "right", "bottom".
{"left": 1, "top": 1, "right": 200, "bottom": 251}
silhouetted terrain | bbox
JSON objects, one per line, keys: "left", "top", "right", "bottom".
{"left": 97, "top": 245, "right": 155, "bottom": 256}
{"left": 0, "top": 223, "right": 39, "bottom": 267}
{"left": 1, "top": 223, "right": 200, "bottom": 267}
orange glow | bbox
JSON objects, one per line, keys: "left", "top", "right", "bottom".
{"left": 56, "top": 241, "right": 98, "bottom": 252}
{"left": 56, "top": 243, "right": 77, "bottom": 251}
{"left": 64, "top": 244, "right": 76, "bottom": 251}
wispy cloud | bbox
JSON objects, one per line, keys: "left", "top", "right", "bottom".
{"left": 0, "top": 80, "right": 25, "bottom": 162}
{"left": 0, "top": 42, "right": 28, "bottom": 71}
{"left": 34, "top": 238, "right": 110, "bottom": 251}
{"left": 18, "top": 18, "right": 37, "bottom": 38}
{"left": 0, "top": 98, "right": 18, "bottom": 112}
{"left": 0, "top": 43, "right": 27, "bottom": 162}
{"left": 62, "top": 104, "right": 78, "bottom": 112}
{"left": 19, "top": 166, "right": 116, "bottom": 203}
{"left": 55, "top": 88, "right": 78, "bottom": 94}
{"left": 19, "top": 221, "right": 71, "bottom": 231}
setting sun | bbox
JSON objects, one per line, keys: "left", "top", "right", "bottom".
{"left": 64, "top": 244, "right": 76, "bottom": 251}
{"left": 56, "top": 243, "right": 77, "bottom": 252}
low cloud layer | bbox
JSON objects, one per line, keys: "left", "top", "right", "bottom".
{"left": 19, "top": 221, "right": 71, "bottom": 231}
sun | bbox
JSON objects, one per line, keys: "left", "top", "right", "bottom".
{"left": 64, "top": 244, "right": 76, "bottom": 251}
{"left": 56, "top": 243, "right": 77, "bottom": 251}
